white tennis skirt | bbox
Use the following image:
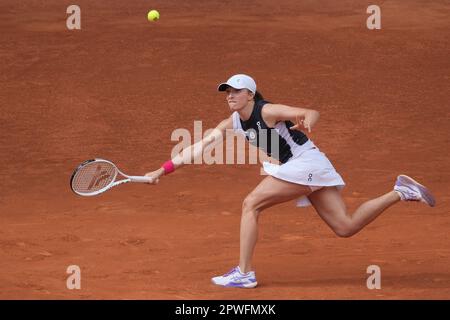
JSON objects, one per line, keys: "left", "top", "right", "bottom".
{"left": 262, "top": 141, "right": 345, "bottom": 207}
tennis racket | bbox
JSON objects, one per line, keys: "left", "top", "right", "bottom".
{"left": 70, "top": 158, "right": 152, "bottom": 196}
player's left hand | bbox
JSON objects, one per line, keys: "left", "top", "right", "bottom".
{"left": 289, "top": 111, "right": 319, "bottom": 133}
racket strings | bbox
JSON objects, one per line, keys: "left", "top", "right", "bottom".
{"left": 72, "top": 161, "right": 117, "bottom": 194}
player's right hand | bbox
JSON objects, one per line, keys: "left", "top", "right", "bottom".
{"left": 144, "top": 169, "right": 163, "bottom": 184}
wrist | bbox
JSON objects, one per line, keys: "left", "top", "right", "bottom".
{"left": 157, "top": 167, "right": 165, "bottom": 177}
{"left": 161, "top": 160, "right": 175, "bottom": 175}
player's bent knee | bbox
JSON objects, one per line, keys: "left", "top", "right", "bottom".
{"left": 242, "top": 194, "right": 262, "bottom": 213}
{"left": 334, "top": 228, "right": 355, "bottom": 238}
{"left": 332, "top": 222, "right": 357, "bottom": 238}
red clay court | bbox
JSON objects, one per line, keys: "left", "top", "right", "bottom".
{"left": 0, "top": 0, "right": 449, "bottom": 299}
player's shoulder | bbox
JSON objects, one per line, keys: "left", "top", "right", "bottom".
{"left": 258, "top": 100, "right": 273, "bottom": 112}
{"left": 261, "top": 101, "right": 279, "bottom": 116}
{"left": 260, "top": 102, "right": 282, "bottom": 127}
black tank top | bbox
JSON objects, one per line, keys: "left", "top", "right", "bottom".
{"left": 239, "top": 100, "right": 309, "bottom": 163}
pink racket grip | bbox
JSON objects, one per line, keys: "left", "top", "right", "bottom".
{"left": 162, "top": 160, "right": 175, "bottom": 175}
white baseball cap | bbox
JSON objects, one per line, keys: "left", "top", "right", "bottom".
{"left": 217, "top": 74, "right": 257, "bottom": 94}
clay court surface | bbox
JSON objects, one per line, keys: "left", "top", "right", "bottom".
{"left": 0, "top": 0, "right": 449, "bottom": 299}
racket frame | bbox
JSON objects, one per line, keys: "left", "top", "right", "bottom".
{"left": 70, "top": 158, "right": 151, "bottom": 196}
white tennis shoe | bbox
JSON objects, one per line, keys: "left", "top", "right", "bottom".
{"left": 394, "top": 175, "right": 436, "bottom": 207}
{"left": 211, "top": 266, "right": 258, "bottom": 288}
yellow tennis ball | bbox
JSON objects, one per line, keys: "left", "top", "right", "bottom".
{"left": 147, "top": 10, "right": 160, "bottom": 22}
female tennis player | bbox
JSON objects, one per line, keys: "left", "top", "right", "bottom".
{"left": 145, "top": 74, "right": 436, "bottom": 289}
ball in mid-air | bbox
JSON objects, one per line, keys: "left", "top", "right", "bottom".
{"left": 147, "top": 10, "right": 160, "bottom": 22}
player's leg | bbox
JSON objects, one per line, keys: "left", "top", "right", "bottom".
{"left": 308, "top": 175, "right": 435, "bottom": 237}
{"left": 308, "top": 186, "right": 400, "bottom": 237}
{"left": 211, "top": 176, "right": 310, "bottom": 288}
{"left": 239, "top": 175, "right": 311, "bottom": 273}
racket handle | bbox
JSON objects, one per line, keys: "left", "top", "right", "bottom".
{"left": 129, "top": 176, "right": 153, "bottom": 183}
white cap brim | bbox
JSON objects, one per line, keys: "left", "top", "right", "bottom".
{"left": 217, "top": 74, "right": 257, "bottom": 94}
{"left": 217, "top": 83, "right": 247, "bottom": 92}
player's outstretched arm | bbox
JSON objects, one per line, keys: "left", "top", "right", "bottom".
{"left": 144, "top": 116, "right": 233, "bottom": 184}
